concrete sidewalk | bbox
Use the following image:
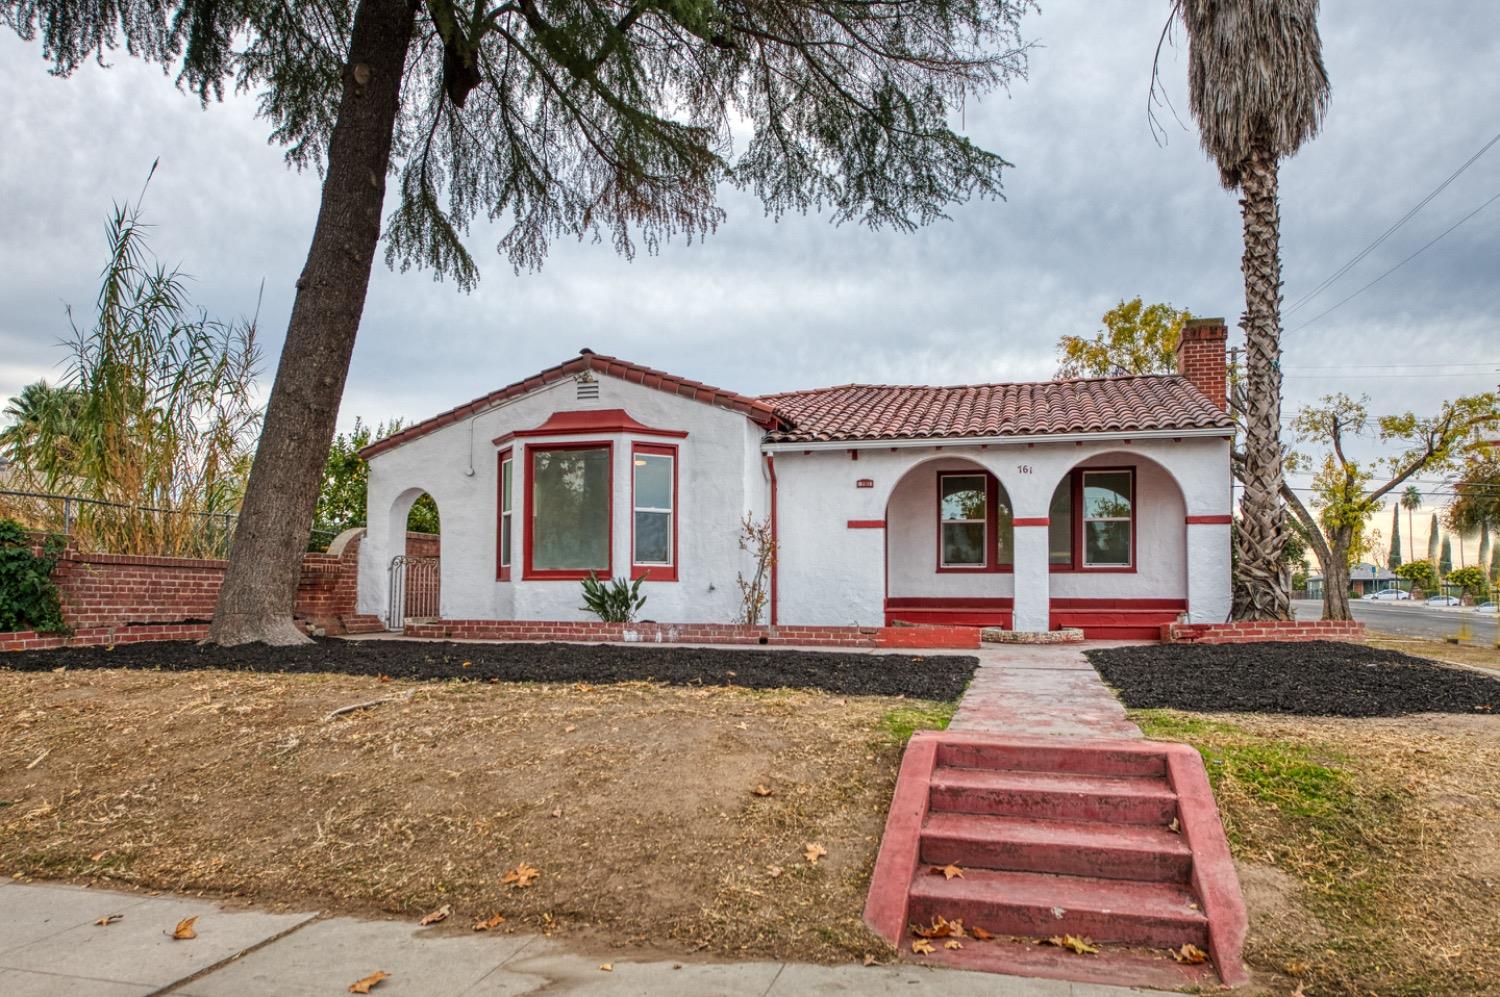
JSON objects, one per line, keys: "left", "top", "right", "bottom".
{"left": 0, "top": 880, "right": 1155, "bottom": 996}
{"left": 950, "top": 643, "right": 1142, "bottom": 739}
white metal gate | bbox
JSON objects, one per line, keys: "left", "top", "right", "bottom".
{"left": 387, "top": 555, "right": 440, "bottom": 629}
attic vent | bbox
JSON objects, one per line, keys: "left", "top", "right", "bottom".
{"left": 576, "top": 380, "right": 600, "bottom": 400}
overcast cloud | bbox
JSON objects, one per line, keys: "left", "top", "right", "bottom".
{"left": 2, "top": 2, "right": 1497, "bottom": 556}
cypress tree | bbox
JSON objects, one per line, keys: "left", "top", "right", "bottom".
{"left": 1388, "top": 506, "right": 1402, "bottom": 569}
{"left": 1428, "top": 513, "right": 1441, "bottom": 563}
{"left": 1439, "top": 535, "right": 1453, "bottom": 577}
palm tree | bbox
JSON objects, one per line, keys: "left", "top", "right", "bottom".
{"left": 1400, "top": 486, "right": 1421, "bottom": 564}
{"left": 1175, "top": 0, "right": 1330, "bottom": 620}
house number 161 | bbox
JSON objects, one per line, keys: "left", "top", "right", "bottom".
{"left": 1016, "top": 464, "right": 1033, "bottom": 474}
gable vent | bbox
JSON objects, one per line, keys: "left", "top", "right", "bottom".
{"left": 576, "top": 380, "right": 600, "bottom": 400}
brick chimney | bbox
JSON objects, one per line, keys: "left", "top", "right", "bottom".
{"left": 1176, "top": 317, "right": 1228, "bottom": 410}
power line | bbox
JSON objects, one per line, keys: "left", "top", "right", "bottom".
{"left": 1288, "top": 191, "right": 1500, "bottom": 335}
{"left": 1285, "top": 127, "right": 1500, "bottom": 316}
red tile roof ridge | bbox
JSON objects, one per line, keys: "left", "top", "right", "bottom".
{"left": 758, "top": 372, "right": 1184, "bottom": 399}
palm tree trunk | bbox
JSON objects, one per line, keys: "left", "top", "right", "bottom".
{"left": 1231, "top": 149, "right": 1291, "bottom": 621}
{"left": 209, "top": 0, "right": 417, "bottom": 645}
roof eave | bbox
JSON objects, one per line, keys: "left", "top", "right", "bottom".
{"left": 760, "top": 425, "right": 1234, "bottom": 452}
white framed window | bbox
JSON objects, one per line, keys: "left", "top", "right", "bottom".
{"left": 939, "top": 472, "right": 988, "bottom": 568}
{"left": 632, "top": 445, "right": 676, "bottom": 579}
{"left": 1082, "top": 469, "right": 1133, "bottom": 568}
{"left": 497, "top": 451, "right": 513, "bottom": 579}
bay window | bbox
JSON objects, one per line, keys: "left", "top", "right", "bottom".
{"left": 525, "top": 443, "right": 612, "bottom": 578}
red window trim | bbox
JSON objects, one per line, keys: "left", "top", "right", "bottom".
{"left": 1044, "top": 466, "right": 1139, "bottom": 574}
{"left": 522, "top": 440, "right": 614, "bottom": 581}
{"left": 935, "top": 470, "right": 1013, "bottom": 574}
{"left": 630, "top": 442, "right": 678, "bottom": 582}
{"left": 496, "top": 448, "right": 513, "bottom": 580}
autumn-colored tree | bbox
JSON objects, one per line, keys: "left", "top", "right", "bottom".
{"left": 1055, "top": 298, "right": 1191, "bottom": 378}
{"left": 1284, "top": 391, "right": 1498, "bottom": 621}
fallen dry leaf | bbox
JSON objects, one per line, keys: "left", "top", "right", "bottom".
{"left": 911, "top": 915, "right": 965, "bottom": 939}
{"left": 599, "top": 963, "right": 613, "bottom": 972}
{"left": 472, "top": 913, "right": 505, "bottom": 932}
{"left": 564, "top": 724, "right": 577, "bottom": 733}
{"left": 752, "top": 784, "right": 774, "bottom": 797}
{"left": 928, "top": 863, "right": 964, "bottom": 880}
{"left": 89, "top": 851, "right": 107, "bottom": 862}
{"left": 971, "top": 926, "right": 994, "bottom": 941}
{"left": 502, "top": 862, "right": 540, "bottom": 888}
{"left": 419, "top": 904, "right": 451, "bottom": 926}
{"left": 911, "top": 939, "right": 935, "bottom": 955}
{"left": 944, "top": 939, "right": 963, "bottom": 950}
{"left": 766, "top": 865, "right": 783, "bottom": 879}
{"left": 803, "top": 842, "right": 827, "bottom": 865}
{"left": 348, "top": 970, "right": 390, "bottom": 993}
{"left": 862, "top": 954, "right": 877, "bottom": 967}
{"left": 170, "top": 916, "right": 198, "bottom": 940}
{"left": 550, "top": 808, "right": 562, "bottom": 818}
{"left": 1172, "top": 943, "right": 1209, "bottom": 965}
{"left": 1042, "top": 934, "right": 1098, "bottom": 955}
{"left": 94, "top": 914, "right": 123, "bottom": 927}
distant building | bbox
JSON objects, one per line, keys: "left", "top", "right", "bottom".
{"left": 1306, "top": 562, "right": 1399, "bottom": 598}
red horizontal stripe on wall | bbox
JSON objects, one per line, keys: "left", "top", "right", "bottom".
{"left": 847, "top": 519, "right": 886, "bottom": 529}
{"left": 1012, "top": 517, "right": 1050, "bottom": 527}
{"left": 1186, "top": 515, "right": 1233, "bottom": 525}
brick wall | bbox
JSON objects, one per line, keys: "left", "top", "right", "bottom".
{"left": 1176, "top": 318, "right": 1227, "bottom": 410}
{"left": 1163, "top": 620, "right": 1366, "bottom": 644}
{"left": 403, "top": 619, "right": 981, "bottom": 649}
{"left": 0, "top": 529, "right": 434, "bottom": 651}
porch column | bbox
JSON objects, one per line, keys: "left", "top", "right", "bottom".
{"left": 1012, "top": 519, "right": 1051, "bottom": 632}
{"left": 1186, "top": 517, "right": 1233, "bottom": 622}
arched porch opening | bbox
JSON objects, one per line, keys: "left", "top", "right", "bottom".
{"left": 384, "top": 486, "right": 442, "bottom": 628}
{"left": 882, "top": 455, "right": 1017, "bottom": 628}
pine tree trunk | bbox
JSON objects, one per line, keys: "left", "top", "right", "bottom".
{"left": 1231, "top": 149, "right": 1291, "bottom": 621}
{"left": 209, "top": 0, "right": 417, "bottom": 646}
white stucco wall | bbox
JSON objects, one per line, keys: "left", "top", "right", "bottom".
{"left": 360, "top": 372, "right": 768, "bottom": 625}
{"left": 771, "top": 434, "right": 1233, "bottom": 628}
{"left": 886, "top": 456, "right": 1015, "bottom": 600}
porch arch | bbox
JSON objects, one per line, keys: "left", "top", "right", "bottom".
{"left": 384, "top": 486, "right": 443, "bottom": 627}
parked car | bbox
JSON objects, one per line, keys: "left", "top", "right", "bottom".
{"left": 1477, "top": 601, "right": 1497, "bottom": 614}
{"left": 1362, "top": 588, "right": 1411, "bottom": 601}
{"left": 1426, "top": 595, "right": 1461, "bottom": 607}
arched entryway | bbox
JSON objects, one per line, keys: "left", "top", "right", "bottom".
{"left": 883, "top": 456, "right": 1017, "bottom": 628}
{"left": 384, "top": 487, "right": 442, "bottom": 629}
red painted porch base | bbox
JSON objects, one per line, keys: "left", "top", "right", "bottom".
{"left": 885, "top": 598, "right": 1187, "bottom": 639}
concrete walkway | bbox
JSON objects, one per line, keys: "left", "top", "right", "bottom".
{"left": 0, "top": 880, "right": 1157, "bottom": 996}
{"left": 950, "top": 643, "right": 1142, "bottom": 739}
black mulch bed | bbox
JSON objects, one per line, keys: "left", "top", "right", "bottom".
{"left": 0, "top": 639, "right": 976, "bottom": 701}
{"left": 1087, "top": 640, "right": 1500, "bottom": 718}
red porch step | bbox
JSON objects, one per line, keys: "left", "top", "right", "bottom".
{"left": 920, "top": 811, "right": 1193, "bottom": 882}
{"left": 927, "top": 767, "right": 1179, "bottom": 826}
{"left": 907, "top": 866, "right": 1209, "bottom": 948}
{"left": 863, "top": 732, "right": 1249, "bottom": 989}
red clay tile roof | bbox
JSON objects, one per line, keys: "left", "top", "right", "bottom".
{"left": 360, "top": 351, "right": 782, "bottom": 459}
{"left": 760, "top": 375, "right": 1233, "bottom": 443}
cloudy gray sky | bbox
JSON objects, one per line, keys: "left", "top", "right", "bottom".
{"left": 2, "top": 2, "right": 1497, "bottom": 558}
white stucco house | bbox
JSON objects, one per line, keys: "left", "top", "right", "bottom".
{"left": 358, "top": 319, "right": 1235, "bottom": 639}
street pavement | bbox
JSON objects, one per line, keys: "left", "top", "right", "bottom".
{"left": 1292, "top": 598, "right": 1497, "bottom": 646}
{"left": 0, "top": 880, "right": 1160, "bottom": 997}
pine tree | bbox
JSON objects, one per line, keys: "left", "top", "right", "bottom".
{"left": 1388, "top": 506, "right": 1402, "bottom": 569}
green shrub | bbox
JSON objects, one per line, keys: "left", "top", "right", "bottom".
{"left": 0, "top": 519, "right": 68, "bottom": 633}
{"left": 579, "top": 573, "right": 646, "bottom": 623}
{"left": 1394, "top": 560, "right": 1438, "bottom": 594}
{"left": 1446, "top": 565, "right": 1488, "bottom": 599}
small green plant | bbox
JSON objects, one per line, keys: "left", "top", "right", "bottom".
{"left": 579, "top": 573, "right": 646, "bottom": 623}
{"left": 0, "top": 519, "right": 68, "bottom": 633}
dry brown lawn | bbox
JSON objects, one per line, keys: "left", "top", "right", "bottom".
{"left": 1136, "top": 709, "right": 1500, "bottom": 996}
{"left": 1366, "top": 633, "right": 1500, "bottom": 674}
{"left": 0, "top": 667, "right": 931, "bottom": 964}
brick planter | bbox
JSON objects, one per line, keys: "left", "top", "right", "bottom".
{"left": 1162, "top": 620, "right": 1366, "bottom": 644}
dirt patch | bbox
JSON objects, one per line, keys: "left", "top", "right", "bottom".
{"left": 1366, "top": 634, "right": 1500, "bottom": 674}
{"left": 0, "top": 639, "right": 977, "bottom": 701}
{"left": 1137, "top": 710, "right": 1500, "bottom": 995}
{"left": 0, "top": 667, "right": 949, "bottom": 963}
{"left": 1088, "top": 640, "right": 1500, "bottom": 717}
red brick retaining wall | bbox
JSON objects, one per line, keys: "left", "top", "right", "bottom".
{"left": 1163, "top": 620, "right": 1366, "bottom": 644}
{"left": 404, "top": 619, "right": 980, "bottom": 649}
{"left": 0, "top": 530, "right": 434, "bottom": 651}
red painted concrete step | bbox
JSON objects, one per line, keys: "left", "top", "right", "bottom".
{"left": 919, "top": 811, "right": 1193, "bottom": 883}
{"left": 927, "top": 767, "right": 1178, "bottom": 826}
{"left": 936, "top": 738, "right": 1167, "bottom": 778}
{"left": 906, "top": 866, "right": 1209, "bottom": 948}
